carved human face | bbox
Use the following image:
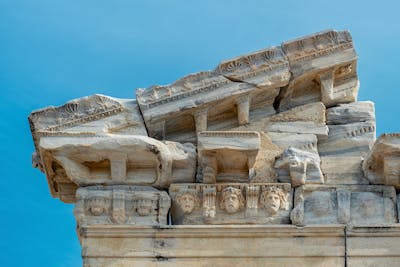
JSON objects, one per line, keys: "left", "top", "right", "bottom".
{"left": 264, "top": 192, "right": 281, "bottom": 214}
{"left": 88, "top": 197, "right": 107, "bottom": 216}
{"left": 224, "top": 192, "right": 240, "bottom": 214}
{"left": 136, "top": 199, "right": 153, "bottom": 216}
{"left": 89, "top": 203, "right": 105, "bottom": 216}
{"left": 178, "top": 193, "right": 196, "bottom": 214}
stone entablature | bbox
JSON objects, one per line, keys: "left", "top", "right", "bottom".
{"left": 28, "top": 29, "right": 400, "bottom": 266}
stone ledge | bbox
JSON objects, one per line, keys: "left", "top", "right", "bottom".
{"left": 80, "top": 224, "right": 345, "bottom": 238}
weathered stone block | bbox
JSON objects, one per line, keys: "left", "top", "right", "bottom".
{"left": 318, "top": 121, "right": 376, "bottom": 156}
{"left": 326, "top": 101, "right": 375, "bottom": 125}
{"left": 275, "top": 147, "right": 324, "bottom": 187}
{"left": 197, "top": 131, "right": 261, "bottom": 183}
{"left": 291, "top": 185, "right": 397, "bottom": 225}
{"left": 278, "top": 30, "right": 358, "bottom": 110}
{"left": 264, "top": 102, "right": 328, "bottom": 137}
{"left": 169, "top": 183, "right": 292, "bottom": 225}
{"left": 363, "top": 133, "right": 400, "bottom": 188}
{"left": 74, "top": 185, "right": 170, "bottom": 227}
{"left": 321, "top": 156, "right": 369, "bottom": 185}
{"left": 38, "top": 135, "right": 196, "bottom": 202}
{"left": 347, "top": 225, "right": 400, "bottom": 267}
{"left": 80, "top": 225, "right": 345, "bottom": 267}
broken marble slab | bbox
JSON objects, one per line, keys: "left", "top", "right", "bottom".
{"left": 278, "top": 30, "right": 358, "bottom": 111}
{"left": 318, "top": 121, "right": 375, "bottom": 157}
{"left": 274, "top": 147, "right": 323, "bottom": 187}
{"left": 169, "top": 183, "right": 292, "bottom": 225}
{"left": 363, "top": 133, "right": 400, "bottom": 188}
{"left": 264, "top": 102, "right": 328, "bottom": 138}
{"left": 320, "top": 156, "right": 369, "bottom": 185}
{"left": 326, "top": 101, "right": 375, "bottom": 125}
{"left": 38, "top": 135, "right": 196, "bottom": 202}
{"left": 264, "top": 132, "right": 320, "bottom": 184}
{"left": 197, "top": 131, "right": 261, "bottom": 183}
{"left": 136, "top": 46, "right": 290, "bottom": 143}
{"left": 215, "top": 46, "right": 289, "bottom": 88}
{"left": 291, "top": 185, "right": 397, "bottom": 225}
{"left": 74, "top": 185, "right": 170, "bottom": 227}
{"left": 29, "top": 94, "right": 148, "bottom": 152}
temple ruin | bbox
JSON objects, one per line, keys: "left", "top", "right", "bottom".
{"left": 29, "top": 29, "right": 400, "bottom": 267}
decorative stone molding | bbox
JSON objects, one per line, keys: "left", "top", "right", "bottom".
{"left": 169, "top": 183, "right": 292, "bottom": 225}
{"left": 278, "top": 30, "right": 358, "bottom": 111}
{"left": 38, "top": 135, "right": 196, "bottom": 202}
{"left": 197, "top": 131, "right": 261, "bottom": 183}
{"left": 291, "top": 185, "right": 397, "bottom": 225}
{"left": 29, "top": 94, "right": 147, "bottom": 151}
{"left": 74, "top": 185, "right": 171, "bottom": 227}
{"left": 79, "top": 225, "right": 346, "bottom": 267}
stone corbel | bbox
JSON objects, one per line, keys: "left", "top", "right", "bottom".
{"left": 247, "top": 151, "right": 258, "bottom": 181}
{"left": 193, "top": 108, "right": 208, "bottom": 133}
{"left": 236, "top": 94, "right": 250, "bottom": 125}
{"left": 53, "top": 155, "right": 91, "bottom": 184}
{"left": 110, "top": 153, "right": 127, "bottom": 182}
{"left": 149, "top": 120, "right": 166, "bottom": 140}
{"left": 201, "top": 151, "right": 218, "bottom": 184}
{"left": 319, "top": 70, "right": 335, "bottom": 105}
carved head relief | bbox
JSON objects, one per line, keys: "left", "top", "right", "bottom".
{"left": 260, "top": 186, "right": 289, "bottom": 215}
{"left": 87, "top": 197, "right": 108, "bottom": 216}
{"left": 220, "top": 187, "right": 245, "bottom": 214}
{"left": 176, "top": 190, "right": 199, "bottom": 214}
{"left": 136, "top": 198, "right": 155, "bottom": 217}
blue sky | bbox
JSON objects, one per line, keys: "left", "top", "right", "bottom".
{"left": 0, "top": 1, "right": 399, "bottom": 266}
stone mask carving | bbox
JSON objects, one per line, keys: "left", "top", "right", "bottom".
{"left": 136, "top": 198, "right": 155, "bottom": 216}
{"left": 220, "top": 187, "right": 245, "bottom": 214}
{"left": 260, "top": 186, "right": 289, "bottom": 215}
{"left": 87, "top": 197, "right": 108, "bottom": 216}
{"left": 176, "top": 190, "right": 200, "bottom": 214}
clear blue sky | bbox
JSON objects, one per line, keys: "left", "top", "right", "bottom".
{"left": 0, "top": 1, "right": 399, "bottom": 266}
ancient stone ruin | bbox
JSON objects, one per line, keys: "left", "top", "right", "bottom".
{"left": 29, "top": 29, "right": 400, "bottom": 267}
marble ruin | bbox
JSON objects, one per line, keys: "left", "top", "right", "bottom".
{"left": 29, "top": 29, "right": 400, "bottom": 266}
